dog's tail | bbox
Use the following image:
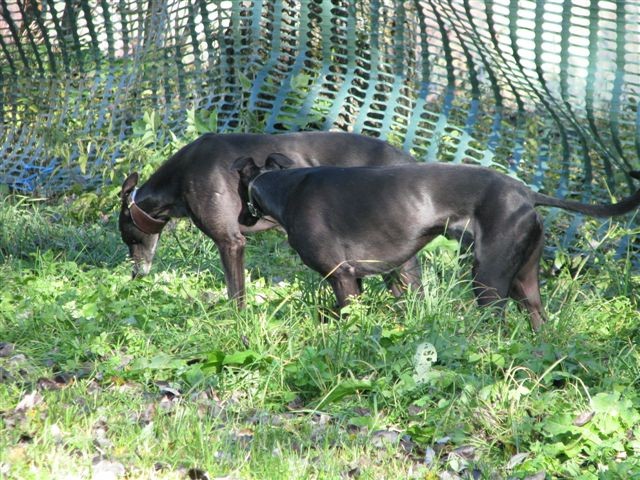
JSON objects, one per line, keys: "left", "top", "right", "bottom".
{"left": 532, "top": 170, "right": 640, "bottom": 217}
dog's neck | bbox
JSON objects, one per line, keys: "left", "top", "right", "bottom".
{"left": 246, "top": 171, "right": 298, "bottom": 224}
{"left": 137, "top": 167, "right": 189, "bottom": 220}
{"left": 127, "top": 188, "right": 168, "bottom": 234}
{"left": 127, "top": 183, "right": 188, "bottom": 233}
{"left": 247, "top": 171, "right": 269, "bottom": 218}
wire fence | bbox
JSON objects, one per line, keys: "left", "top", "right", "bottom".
{"left": 1, "top": 0, "right": 639, "bottom": 223}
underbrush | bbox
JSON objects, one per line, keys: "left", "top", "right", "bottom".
{"left": 1, "top": 195, "right": 639, "bottom": 479}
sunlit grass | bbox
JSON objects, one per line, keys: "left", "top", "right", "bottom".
{"left": 1, "top": 195, "right": 639, "bottom": 479}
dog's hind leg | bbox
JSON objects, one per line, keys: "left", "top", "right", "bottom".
{"left": 472, "top": 210, "right": 546, "bottom": 330}
{"left": 471, "top": 221, "right": 528, "bottom": 310}
{"left": 509, "top": 216, "right": 547, "bottom": 331}
{"left": 327, "top": 268, "right": 362, "bottom": 308}
{"left": 471, "top": 244, "right": 515, "bottom": 312}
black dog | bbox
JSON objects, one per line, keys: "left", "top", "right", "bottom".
{"left": 118, "top": 132, "right": 416, "bottom": 306}
{"left": 232, "top": 154, "right": 640, "bottom": 331}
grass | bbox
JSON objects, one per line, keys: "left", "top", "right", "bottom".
{"left": 1, "top": 194, "right": 639, "bottom": 479}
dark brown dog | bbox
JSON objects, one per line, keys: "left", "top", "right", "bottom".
{"left": 118, "top": 132, "right": 416, "bottom": 306}
{"left": 232, "top": 154, "right": 640, "bottom": 331}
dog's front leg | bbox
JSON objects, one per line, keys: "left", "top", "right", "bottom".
{"left": 216, "top": 232, "right": 247, "bottom": 308}
{"left": 327, "top": 270, "right": 361, "bottom": 309}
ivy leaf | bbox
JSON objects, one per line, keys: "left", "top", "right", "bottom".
{"left": 207, "top": 110, "right": 218, "bottom": 132}
{"left": 290, "top": 73, "right": 311, "bottom": 91}
{"left": 131, "top": 353, "right": 186, "bottom": 371}
{"left": 506, "top": 452, "right": 529, "bottom": 470}
{"left": 591, "top": 392, "right": 620, "bottom": 414}
{"left": 413, "top": 342, "right": 437, "bottom": 385}
{"left": 595, "top": 413, "right": 622, "bottom": 436}
{"left": 201, "top": 350, "right": 226, "bottom": 373}
{"left": 238, "top": 72, "right": 252, "bottom": 90}
{"left": 194, "top": 111, "right": 210, "bottom": 135}
{"left": 315, "top": 379, "right": 375, "bottom": 408}
{"left": 541, "top": 413, "right": 578, "bottom": 437}
{"left": 223, "top": 349, "right": 262, "bottom": 367}
{"left": 200, "top": 349, "right": 265, "bottom": 373}
{"left": 147, "top": 353, "right": 185, "bottom": 370}
{"left": 424, "top": 235, "right": 459, "bottom": 253}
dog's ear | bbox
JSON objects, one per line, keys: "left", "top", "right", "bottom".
{"left": 265, "top": 153, "right": 294, "bottom": 170}
{"left": 230, "top": 156, "right": 260, "bottom": 182}
{"left": 121, "top": 172, "right": 139, "bottom": 202}
{"left": 230, "top": 156, "right": 255, "bottom": 172}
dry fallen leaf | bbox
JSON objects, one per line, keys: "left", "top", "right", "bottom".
{"left": 451, "top": 445, "right": 476, "bottom": 461}
{"left": 573, "top": 411, "right": 595, "bottom": 427}
{"left": 92, "top": 419, "right": 114, "bottom": 451}
{"left": 231, "top": 428, "right": 254, "bottom": 448}
{"left": 523, "top": 472, "right": 546, "bottom": 480}
{"left": 48, "top": 423, "right": 64, "bottom": 444}
{"left": 0, "top": 342, "right": 15, "bottom": 357}
{"left": 137, "top": 402, "right": 157, "bottom": 426}
{"left": 407, "top": 404, "right": 424, "bottom": 416}
{"left": 36, "top": 377, "right": 63, "bottom": 391}
{"left": 15, "top": 391, "right": 43, "bottom": 412}
{"left": 424, "top": 446, "right": 437, "bottom": 467}
{"left": 370, "top": 429, "right": 402, "bottom": 448}
{"left": 286, "top": 396, "right": 305, "bottom": 411}
{"left": 7, "top": 445, "right": 27, "bottom": 464}
{"left": 506, "top": 452, "right": 530, "bottom": 469}
{"left": 9, "top": 353, "right": 27, "bottom": 364}
{"left": 438, "top": 471, "right": 462, "bottom": 480}
{"left": 156, "top": 381, "right": 181, "bottom": 399}
{"left": 0, "top": 367, "right": 12, "bottom": 382}
{"left": 92, "top": 459, "right": 125, "bottom": 480}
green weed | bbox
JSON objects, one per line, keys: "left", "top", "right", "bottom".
{"left": 1, "top": 192, "right": 639, "bottom": 479}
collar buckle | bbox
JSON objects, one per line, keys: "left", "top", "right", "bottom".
{"left": 247, "top": 200, "right": 262, "bottom": 218}
{"left": 247, "top": 174, "right": 265, "bottom": 219}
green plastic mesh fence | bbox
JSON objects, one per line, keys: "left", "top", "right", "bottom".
{"left": 1, "top": 1, "right": 639, "bottom": 228}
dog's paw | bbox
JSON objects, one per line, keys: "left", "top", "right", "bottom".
{"left": 317, "top": 304, "right": 342, "bottom": 323}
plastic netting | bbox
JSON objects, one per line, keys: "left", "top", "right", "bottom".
{"left": 1, "top": 0, "right": 639, "bottom": 212}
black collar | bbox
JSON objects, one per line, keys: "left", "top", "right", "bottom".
{"left": 246, "top": 172, "right": 267, "bottom": 218}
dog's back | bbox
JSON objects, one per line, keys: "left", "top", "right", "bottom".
{"left": 261, "top": 163, "right": 506, "bottom": 277}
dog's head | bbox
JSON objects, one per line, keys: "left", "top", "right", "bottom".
{"left": 230, "top": 153, "right": 294, "bottom": 226}
{"left": 118, "top": 172, "right": 161, "bottom": 278}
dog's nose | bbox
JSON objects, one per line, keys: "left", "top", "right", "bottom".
{"left": 131, "top": 261, "right": 152, "bottom": 278}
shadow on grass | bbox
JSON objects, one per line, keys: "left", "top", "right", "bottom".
{"left": 0, "top": 197, "right": 298, "bottom": 294}
{"left": 0, "top": 197, "right": 126, "bottom": 268}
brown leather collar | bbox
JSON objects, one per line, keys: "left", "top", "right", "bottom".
{"left": 127, "top": 189, "right": 167, "bottom": 235}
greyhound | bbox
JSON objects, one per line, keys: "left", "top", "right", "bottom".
{"left": 231, "top": 154, "right": 640, "bottom": 331}
{"left": 118, "top": 132, "right": 417, "bottom": 306}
